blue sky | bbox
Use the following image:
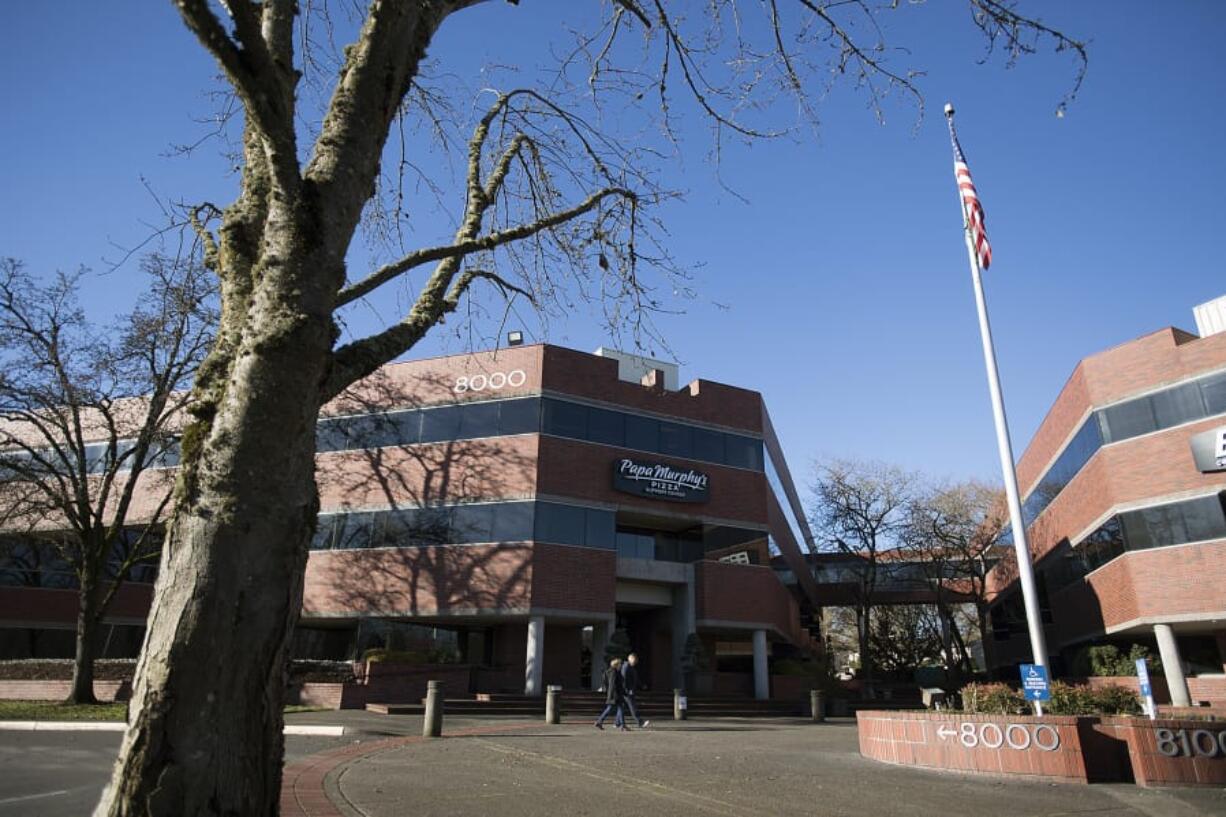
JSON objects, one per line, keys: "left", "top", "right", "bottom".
{"left": 2, "top": 1, "right": 1223, "bottom": 486}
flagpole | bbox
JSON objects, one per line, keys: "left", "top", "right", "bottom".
{"left": 944, "top": 102, "right": 1050, "bottom": 676}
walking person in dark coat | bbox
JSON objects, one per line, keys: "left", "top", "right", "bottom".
{"left": 593, "top": 657, "right": 629, "bottom": 731}
{"left": 620, "top": 653, "right": 650, "bottom": 728}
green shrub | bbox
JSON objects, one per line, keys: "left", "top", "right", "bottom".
{"left": 960, "top": 682, "right": 1027, "bottom": 715}
{"left": 1081, "top": 643, "right": 1161, "bottom": 677}
{"left": 1047, "top": 682, "right": 1140, "bottom": 715}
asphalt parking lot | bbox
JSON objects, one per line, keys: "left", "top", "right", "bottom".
{"left": 2, "top": 715, "right": 1224, "bottom": 816}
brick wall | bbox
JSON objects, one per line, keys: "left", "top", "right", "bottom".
{"left": 303, "top": 543, "right": 534, "bottom": 618}
{"left": 317, "top": 435, "right": 539, "bottom": 510}
{"left": 0, "top": 584, "right": 154, "bottom": 627}
{"left": 540, "top": 346, "right": 764, "bottom": 433}
{"left": 694, "top": 561, "right": 801, "bottom": 641}
{"left": 530, "top": 544, "right": 615, "bottom": 614}
{"left": 0, "top": 679, "right": 131, "bottom": 701}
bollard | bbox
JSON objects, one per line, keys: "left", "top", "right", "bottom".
{"left": 810, "top": 689, "right": 825, "bottom": 723}
{"left": 545, "top": 685, "right": 561, "bottom": 724}
{"left": 673, "top": 688, "right": 687, "bottom": 721}
{"left": 423, "top": 680, "right": 443, "bottom": 737}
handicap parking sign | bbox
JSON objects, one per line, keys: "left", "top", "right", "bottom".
{"left": 1019, "top": 663, "right": 1050, "bottom": 701}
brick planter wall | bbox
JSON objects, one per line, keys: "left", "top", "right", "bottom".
{"left": 857, "top": 710, "right": 1126, "bottom": 783}
{"left": 1098, "top": 716, "right": 1226, "bottom": 787}
{"left": 0, "top": 679, "right": 131, "bottom": 701}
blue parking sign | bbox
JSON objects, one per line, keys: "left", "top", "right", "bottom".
{"left": 1019, "top": 663, "right": 1050, "bottom": 701}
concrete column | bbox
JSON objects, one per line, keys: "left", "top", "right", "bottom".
{"left": 590, "top": 621, "right": 609, "bottom": 691}
{"left": 752, "top": 629, "right": 769, "bottom": 701}
{"left": 525, "top": 616, "right": 545, "bottom": 696}
{"left": 670, "top": 566, "right": 697, "bottom": 689}
{"left": 1154, "top": 623, "right": 1191, "bottom": 708}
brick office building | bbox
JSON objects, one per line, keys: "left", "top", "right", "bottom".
{"left": 987, "top": 297, "right": 1226, "bottom": 706}
{"left": 1, "top": 344, "right": 821, "bottom": 699}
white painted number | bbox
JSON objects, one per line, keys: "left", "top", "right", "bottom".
{"left": 937, "top": 722, "right": 1060, "bottom": 752}
{"left": 454, "top": 369, "right": 526, "bottom": 394}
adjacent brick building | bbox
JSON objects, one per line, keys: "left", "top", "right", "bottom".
{"left": 987, "top": 298, "right": 1226, "bottom": 706}
{"left": 1, "top": 344, "right": 819, "bottom": 698}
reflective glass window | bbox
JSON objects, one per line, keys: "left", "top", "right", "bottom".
{"left": 1100, "top": 398, "right": 1157, "bottom": 443}
{"left": 658, "top": 422, "right": 693, "bottom": 458}
{"left": 405, "top": 507, "right": 454, "bottom": 545}
{"left": 543, "top": 399, "right": 588, "bottom": 440}
{"left": 492, "top": 502, "right": 534, "bottom": 542}
{"left": 624, "top": 414, "right": 658, "bottom": 452}
{"left": 584, "top": 508, "right": 616, "bottom": 549}
{"left": 460, "top": 401, "right": 501, "bottom": 439}
{"left": 535, "top": 502, "right": 587, "bottom": 545}
{"left": 310, "top": 516, "right": 338, "bottom": 550}
{"left": 334, "top": 513, "right": 375, "bottom": 549}
{"left": 1202, "top": 372, "right": 1226, "bottom": 415}
{"left": 692, "top": 428, "right": 725, "bottom": 463}
{"left": 453, "top": 504, "right": 495, "bottom": 543}
{"left": 1152, "top": 382, "right": 1206, "bottom": 429}
{"left": 420, "top": 406, "right": 462, "bottom": 443}
{"left": 587, "top": 407, "right": 625, "bottom": 447}
{"left": 725, "top": 435, "right": 763, "bottom": 470}
{"left": 317, "top": 419, "right": 349, "bottom": 453}
{"left": 498, "top": 399, "right": 540, "bottom": 435}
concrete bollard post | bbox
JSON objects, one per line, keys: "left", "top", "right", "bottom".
{"left": 673, "top": 688, "right": 687, "bottom": 721}
{"left": 423, "top": 680, "right": 443, "bottom": 737}
{"left": 545, "top": 685, "right": 562, "bottom": 724}
{"left": 810, "top": 689, "right": 825, "bottom": 723}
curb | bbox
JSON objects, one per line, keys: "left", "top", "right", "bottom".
{"left": 0, "top": 721, "right": 347, "bottom": 736}
{"left": 280, "top": 720, "right": 546, "bottom": 817}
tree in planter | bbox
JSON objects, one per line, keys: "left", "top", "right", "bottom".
{"left": 92, "top": 3, "right": 1084, "bottom": 813}
{"left": 0, "top": 255, "right": 214, "bottom": 703}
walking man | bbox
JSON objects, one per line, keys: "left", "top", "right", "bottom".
{"left": 594, "top": 657, "right": 628, "bottom": 731}
{"left": 621, "top": 653, "right": 651, "bottom": 728}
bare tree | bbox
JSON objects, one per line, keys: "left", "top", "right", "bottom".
{"left": 810, "top": 458, "right": 916, "bottom": 697}
{"left": 903, "top": 480, "right": 1007, "bottom": 683}
{"left": 0, "top": 255, "right": 214, "bottom": 703}
{"left": 90, "top": 2, "right": 1085, "bottom": 813}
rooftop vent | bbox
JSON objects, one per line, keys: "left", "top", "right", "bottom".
{"left": 1193, "top": 295, "right": 1226, "bottom": 338}
{"left": 594, "top": 347, "right": 680, "bottom": 391}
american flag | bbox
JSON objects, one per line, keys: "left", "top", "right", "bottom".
{"left": 947, "top": 118, "right": 993, "bottom": 270}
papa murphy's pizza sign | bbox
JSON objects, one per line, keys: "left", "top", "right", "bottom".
{"left": 614, "top": 458, "right": 710, "bottom": 503}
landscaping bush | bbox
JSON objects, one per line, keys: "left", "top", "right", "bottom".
{"left": 287, "top": 660, "right": 356, "bottom": 684}
{"left": 960, "top": 680, "right": 1140, "bottom": 716}
{"left": 0, "top": 659, "right": 136, "bottom": 681}
{"left": 361, "top": 647, "right": 460, "bottom": 665}
{"left": 1046, "top": 681, "right": 1140, "bottom": 715}
{"left": 960, "top": 682, "right": 1027, "bottom": 715}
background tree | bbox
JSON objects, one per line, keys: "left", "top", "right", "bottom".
{"left": 903, "top": 480, "right": 1007, "bottom": 683}
{"left": 0, "top": 255, "right": 214, "bottom": 704}
{"left": 810, "top": 458, "right": 917, "bottom": 697}
{"left": 868, "top": 604, "right": 945, "bottom": 675}
{"left": 93, "top": 2, "right": 1084, "bottom": 813}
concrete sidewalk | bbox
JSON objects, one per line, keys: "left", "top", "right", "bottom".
{"left": 318, "top": 717, "right": 1226, "bottom": 817}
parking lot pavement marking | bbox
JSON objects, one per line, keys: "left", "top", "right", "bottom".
{"left": 0, "top": 789, "right": 69, "bottom": 807}
{"left": 471, "top": 738, "right": 755, "bottom": 817}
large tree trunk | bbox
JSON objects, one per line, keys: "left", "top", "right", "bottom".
{"left": 67, "top": 577, "right": 100, "bottom": 705}
{"left": 94, "top": 234, "right": 334, "bottom": 816}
